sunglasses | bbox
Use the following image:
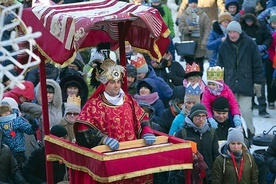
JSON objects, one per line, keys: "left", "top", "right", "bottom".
{"left": 66, "top": 112, "right": 79, "bottom": 116}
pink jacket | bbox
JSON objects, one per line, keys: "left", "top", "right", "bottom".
{"left": 201, "top": 84, "right": 241, "bottom": 118}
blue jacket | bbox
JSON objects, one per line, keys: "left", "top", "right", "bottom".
{"left": 0, "top": 114, "right": 36, "bottom": 154}
{"left": 169, "top": 111, "right": 185, "bottom": 135}
{"left": 207, "top": 21, "right": 226, "bottom": 67}
{"left": 144, "top": 66, "right": 173, "bottom": 101}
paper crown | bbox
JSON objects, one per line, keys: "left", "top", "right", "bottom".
{"left": 184, "top": 83, "right": 201, "bottom": 103}
{"left": 207, "top": 66, "right": 224, "bottom": 81}
{"left": 96, "top": 59, "right": 125, "bottom": 84}
{"left": 130, "top": 53, "right": 146, "bottom": 68}
{"left": 185, "top": 62, "right": 203, "bottom": 79}
{"left": 67, "top": 95, "right": 81, "bottom": 107}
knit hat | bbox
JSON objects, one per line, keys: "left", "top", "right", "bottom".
{"left": 189, "top": 103, "right": 207, "bottom": 119}
{"left": 227, "top": 21, "right": 242, "bottom": 34}
{"left": 270, "top": 14, "right": 276, "bottom": 23}
{"left": 50, "top": 124, "right": 68, "bottom": 137}
{"left": 184, "top": 62, "right": 203, "bottom": 79}
{"left": 188, "top": 0, "right": 198, "bottom": 3}
{"left": 207, "top": 66, "right": 224, "bottom": 84}
{"left": 184, "top": 83, "right": 201, "bottom": 103}
{"left": 212, "top": 96, "right": 230, "bottom": 112}
{"left": 130, "top": 53, "right": 148, "bottom": 74}
{"left": 137, "top": 81, "right": 153, "bottom": 93}
{"left": 0, "top": 104, "right": 12, "bottom": 115}
{"left": 227, "top": 127, "right": 244, "bottom": 145}
{"left": 47, "top": 85, "right": 55, "bottom": 93}
{"left": 1, "top": 97, "right": 19, "bottom": 111}
{"left": 219, "top": 12, "right": 232, "bottom": 23}
{"left": 65, "top": 95, "right": 81, "bottom": 115}
{"left": 126, "top": 64, "right": 137, "bottom": 78}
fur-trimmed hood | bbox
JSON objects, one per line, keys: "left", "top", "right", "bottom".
{"left": 36, "top": 79, "right": 63, "bottom": 108}
{"left": 240, "top": 13, "right": 260, "bottom": 27}
{"left": 212, "top": 21, "right": 224, "bottom": 35}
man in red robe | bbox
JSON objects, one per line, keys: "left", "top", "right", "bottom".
{"left": 74, "top": 58, "right": 156, "bottom": 184}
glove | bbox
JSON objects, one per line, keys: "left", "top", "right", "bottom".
{"left": 257, "top": 45, "right": 266, "bottom": 52}
{"left": 233, "top": 115, "right": 242, "bottom": 127}
{"left": 253, "top": 83, "right": 262, "bottom": 97}
{"left": 142, "top": 133, "right": 156, "bottom": 145}
{"left": 208, "top": 118, "right": 218, "bottom": 129}
{"left": 103, "top": 137, "right": 119, "bottom": 150}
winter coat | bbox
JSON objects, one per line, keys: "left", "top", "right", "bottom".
{"left": 265, "top": 135, "right": 276, "bottom": 174}
{"left": 3, "top": 81, "right": 35, "bottom": 104}
{"left": 201, "top": 84, "right": 241, "bottom": 118}
{"left": 161, "top": 4, "right": 175, "bottom": 38}
{"left": 169, "top": 111, "right": 185, "bottom": 135}
{"left": 207, "top": 21, "right": 226, "bottom": 67}
{"left": 177, "top": 0, "right": 226, "bottom": 22}
{"left": 22, "top": 146, "right": 66, "bottom": 184}
{"left": 36, "top": 79, "right": 63, "bottom": 128}
{"left": 175, "top": 119, "right": 219, "bottom": 170}
{"left": 178, "top": 7, "right": 211, "bottom": 58}
{"left": 0, "top": 114, "right": 36, "bottom": 154}
{"left": 144, "top": 66, "right": 173, "bottom": 101}
{"left": 240, "top": 13, "right": 272, "bottom": 48}
{"left": 134, "top": 78, "right": 165, "bottom": 122}
{"left": 0, "top": 131, "right": 27, "bottom": 184}
{"left": 25, "top": 63, "right": 60, "bottom": 87}
{"left": 217, "top": 32, "right": 264, "bottom": 96}
{"left": 212, "top": 142, "right": 259, "bottom": 184}
{"left": 158, "top": 107, "right": 179, "bottom": 134}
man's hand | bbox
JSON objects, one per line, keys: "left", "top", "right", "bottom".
{"left": 254, "top": 83, "right": 262, "bottom": 97}
{"left": 103, "top": 137, "right": 119, "bottom": 150}
{"left": 233, "top": 115, "right": 242, "bottom": 127}
{"left": 142, "top": 133, "right": 156, "bottom": 145}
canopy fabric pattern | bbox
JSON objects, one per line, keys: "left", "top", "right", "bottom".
{"left": 21, "top": 0, "right": 170, "bottom": 66}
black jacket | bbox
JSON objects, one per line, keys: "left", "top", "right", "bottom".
{"left": 218, "top": 32, "right": 264, "bottom": 96}
{"left": 265, "top": 135, "right": 276, "bottom": 173}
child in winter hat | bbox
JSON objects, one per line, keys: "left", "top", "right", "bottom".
{"left": 201, "top": 66, "right": 242, "bottom": 129}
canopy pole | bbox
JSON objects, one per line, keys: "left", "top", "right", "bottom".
{"left": 39, "top": 58, "right": 54, "bottom": 184}
{"left": 118, "top": 21, "right": 131, "bottom": 92}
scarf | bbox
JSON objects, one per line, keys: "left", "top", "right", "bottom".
{"left": 0, "top": 113, "right": 16, "bottom": 122}
{"left": 185, "top": 116, "right": 210, "bottom": 134}
{"left": 104, "top": 89, "right": 125, "bottom": 105}
{"left": 208, "top": 81, "right": 224, "bottom": 96}
{"left": 134, "top": 92, "right": 159, "bottom": 105}
{"left": 220, "top": 24, "right": 227, "bottom": 35}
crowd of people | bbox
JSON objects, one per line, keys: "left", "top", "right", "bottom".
{"left": 1, "top": 0, "right": 276, "bottom": 183}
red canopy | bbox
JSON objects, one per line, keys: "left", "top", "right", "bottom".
{"left": 21, "top": 0, "right": 170, "bottom": 66}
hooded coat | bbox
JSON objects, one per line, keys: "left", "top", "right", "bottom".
{"left": 212, "top": 142, "right": 259, "bottom": 184}
{"left": 36, "top": 79, "right": 63, "bottom": 128}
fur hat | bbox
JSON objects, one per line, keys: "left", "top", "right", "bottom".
{"left": 189, "top": 103, "right": 207, "bottom": 119}
{"left": 212, "top": 96, "right": 230, "bottom": 112}
{"left": 184, "top": 83, "right": 201, "bottom": 103}
{"left": 130, "top": 53, "right": 148, "bottom": 74}
{"left": 227, "top": 21, "right": 242, "bottom": 34}
{"left": 219, "top": 12, "right": 232, "bottom": 23}
{"left": 184, "top": 62, "right": 203, "bottom": 79}
{"left": 227, "top": 127, "right": 244, "bottom": 145}
{"left": 50, "top": 125, "right": 68, "bottom": 137}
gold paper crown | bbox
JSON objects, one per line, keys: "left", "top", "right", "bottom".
{"left": 96, "top": 59, "right": 125, "bottom": 84}
{"left": 67, "top": 95, "right": 81, "bottom": 107}
{"left": 207, "top": 66, "right": 224, "bottom": 81}
{"left": 130, "top": 53, "right": 146, "bottom": 69}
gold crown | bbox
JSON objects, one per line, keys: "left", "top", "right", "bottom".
{"left": 96, "top": 59, "right": 125, "bottom": 84}
{"left": 67, "top": 95, "right": 81, "bottom": 107}
{"left": 207, "top": 66, "right": 224, "bottom": 81}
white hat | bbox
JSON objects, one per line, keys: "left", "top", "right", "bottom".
{"left": 1, "top": 97, "right": 19, "bottom": 111}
